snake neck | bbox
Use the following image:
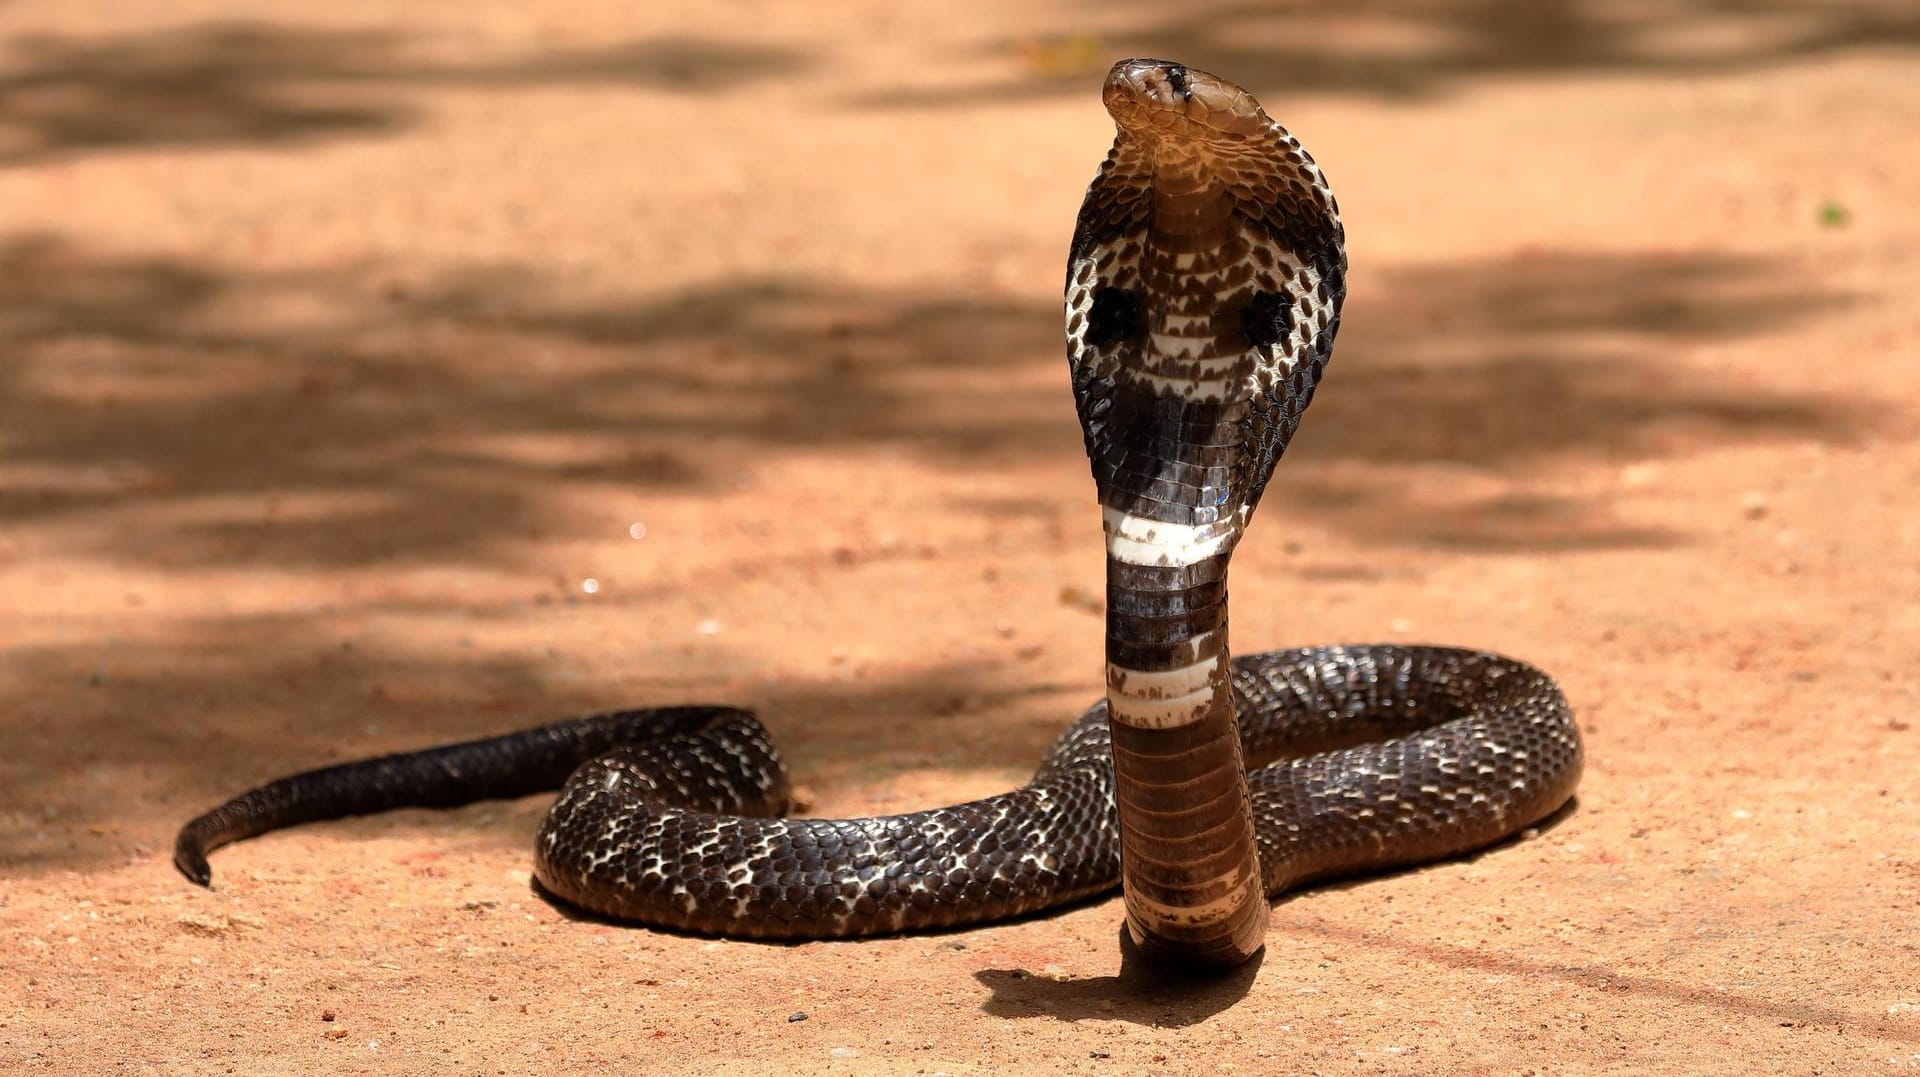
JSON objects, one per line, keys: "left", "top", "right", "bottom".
{"left": 1103, "top": 542, "right": 1265, "bottom": 965}
{"left": 1092, "top": 392, "right": 1261, "bottom": 969}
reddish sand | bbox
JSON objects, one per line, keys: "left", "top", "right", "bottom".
{"left": 3, "top": 2, "right": 1917, "bottom": 1073}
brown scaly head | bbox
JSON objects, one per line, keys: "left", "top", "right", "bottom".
{"left": 1064, "top": 59, "right": 1347, "bottom": 966}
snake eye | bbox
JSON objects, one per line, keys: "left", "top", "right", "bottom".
{"left": 1086, "top": 286, "right": 1146, "bottom": 349}
{"left": 1240, "top": 291, "right": 1295, "bottom": 349}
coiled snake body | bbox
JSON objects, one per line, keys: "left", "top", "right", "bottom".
{"left": 176, "top": 60, "right": 1582, "bottom": 967}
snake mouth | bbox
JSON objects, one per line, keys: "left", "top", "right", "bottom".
{"left": 1102, "top": 58, "right": 1267, "bottom": 142}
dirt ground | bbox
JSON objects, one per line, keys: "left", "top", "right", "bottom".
{"left": 3, "top": 2, "right": 1916, "bottom": 1073}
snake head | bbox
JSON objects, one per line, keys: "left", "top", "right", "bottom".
{"left": 1101, "top": 58, "right": 1269, "bottom": 142}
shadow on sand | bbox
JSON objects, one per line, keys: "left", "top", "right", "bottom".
{"left": 0, "top": 23, "right": 805, "bottom": 164}
{"left": 858, "top": 0, "right": 1920, "bottom": 108}
{"left": 0, "top": 235, "right": 1880, "bottom": 877}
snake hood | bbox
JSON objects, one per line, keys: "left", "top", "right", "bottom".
{"left": 1068, "top": 58, "right": 1346, "bottom": 534}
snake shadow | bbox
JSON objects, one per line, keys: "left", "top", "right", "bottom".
{"left": 975, "top": 927, "right": 1264, "bottom": 1026}
{"left": 973, "top": 797, "right": 1580, "bottom": 1027}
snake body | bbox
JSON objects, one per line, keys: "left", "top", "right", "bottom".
{"left": 175, "top": 60, "right": 1582, "bottom": 965}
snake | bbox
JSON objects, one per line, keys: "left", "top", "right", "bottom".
{"left": 175, "top": 59, "right": 1583, "bottom": 967}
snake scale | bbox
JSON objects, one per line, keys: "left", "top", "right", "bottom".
{"left": 176, "top": 59, "right": 1583, "bottom": 967}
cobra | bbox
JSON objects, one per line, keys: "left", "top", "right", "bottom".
{"left": 175, "top": 59, "right": 1582, "bottom": 968}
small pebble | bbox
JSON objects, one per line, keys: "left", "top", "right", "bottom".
{"left": 787, "top": 1012, "right": 807, "bottom": 1023}
{"left": 628, "top": 522, "right": 648, "bottom": 540}
{"left": 1058, "top": 585, "right": 1103, "bottom": 614}
{"left": 1619, "top": 463, "right": 1661, "bottom": 488}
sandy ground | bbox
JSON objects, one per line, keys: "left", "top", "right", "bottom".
{"left": 2, "top": 1, "right": 1917, "bottom": 1073}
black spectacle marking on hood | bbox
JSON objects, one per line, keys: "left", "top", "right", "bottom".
{"left": 1087, "top": 286, "right": 1147, "bottom": 349}
{"left": 1240, "top": 291, "right": 1295, "bottom": 350}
